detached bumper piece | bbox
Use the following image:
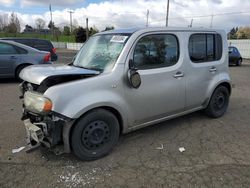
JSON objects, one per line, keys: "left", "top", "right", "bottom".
{"left": 23, "top": 115, "right": 64, "bottom": 154}
{"left": 24, "top": 119, "right": 43, "bottom": 152}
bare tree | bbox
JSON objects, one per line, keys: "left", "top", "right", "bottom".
{"left": 0, "top": 13, "right": 8, "bottom": 31}
{"left": 7, "top": 12, "right": 20, "bottom": 33}
{"left": 35, "top": 18, "right": 46, "bottom": 30}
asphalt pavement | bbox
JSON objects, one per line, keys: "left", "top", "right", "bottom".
{"left": 0, "top": 53, "right": 250, "bottom": 188}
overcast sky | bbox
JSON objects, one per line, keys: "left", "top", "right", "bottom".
{"left": 0, "top": 0, "right": 249, "bottom": 31}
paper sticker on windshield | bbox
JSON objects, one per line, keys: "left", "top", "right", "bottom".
{"left": 110, "top": 35, "right": 128, "bottom": 43}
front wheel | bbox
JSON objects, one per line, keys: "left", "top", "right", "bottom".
{"left": 205, "top": 86, "right": 230, "bottom": 118}
{"left": 71, "top": 109, "right": 120, "bottom": 161}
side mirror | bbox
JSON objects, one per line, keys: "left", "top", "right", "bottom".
{"left": 128, "top": 59, "right": 141, "bottom": 89}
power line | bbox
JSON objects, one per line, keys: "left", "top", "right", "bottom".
{"left": 150, "top": 10, "right": 250, "bottom": 24}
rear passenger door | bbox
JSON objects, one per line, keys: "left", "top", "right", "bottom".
{"left": 186, "top": 33, "right": 223, "bottom": 109}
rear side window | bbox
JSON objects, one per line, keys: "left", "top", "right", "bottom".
{"left": 34, "top": 40, "right": 52, "bottom": 51}
{"left": 0, "top": 43, "right": 18, "bottom": 54}
{"left": 15, "top": 46, "right": 28, "bottom": 54}
{"left": 133, "top": 34, "right": 179, "bottom": 69}
{"left": 14, "top": 39, "right": 34, "bottom": 47}
{"left": 189, "top": 33, "right": 222, "bottom": 63}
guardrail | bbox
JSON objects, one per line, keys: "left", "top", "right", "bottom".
{"left": 52, "top": 42, "right": 83, "bottom": 51}
{"left": 52, "top": 40, "right": 250, "bottom": 59}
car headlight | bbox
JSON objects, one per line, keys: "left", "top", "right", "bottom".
{"left": 24, "top": 91, "right": 52, "bottom": 114}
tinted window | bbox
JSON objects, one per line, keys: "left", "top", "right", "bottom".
{"left": 207, "top": 34, "right": 214, "bottom": 61}
{"left": 15, "top": 46, "right": 28, "bottom": 54}
{"left": 14, "top": 39, "right": 34, "bottom": 47}
{"left": 189, "top": 34, "right": 206, "bottom": 62}
{"left": 189, "top": 33, "right": 222, "bottom": 63}
{"left": 34, "top": 40, "right": 52, "bottom": 51}
{"left": 0, "top": 43, "right": 18, "bottom": 54}
{"left": 133, "top": 34, "right": 179, "bottom": 69}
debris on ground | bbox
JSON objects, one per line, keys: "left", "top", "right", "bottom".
{"left": 179, "top": 147, "right": 185, "bottom": 153}
{"left": 12, "top": 146, "right": 25, "bottom": 153}
{"left": 156, "top": 144, "right": 164, "bottom": 150}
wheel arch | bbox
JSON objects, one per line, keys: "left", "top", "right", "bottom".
{"left": 64, "top": 106, "right": 124, "bottom": 153}
{"left": 218, "top": 82, "right": 232, "bottom": 95}
{"left": 204, "top": 81, "right": 232, "bottom": 108}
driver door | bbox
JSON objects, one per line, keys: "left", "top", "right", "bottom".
{"left": 124, "top": 33, "right": 186, "bottom": 127}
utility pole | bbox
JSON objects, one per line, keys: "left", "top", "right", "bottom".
{"left": 189, "top": 19, "right": 193, "bottom": 27}
{"left": 68, "top": 10, "right": 74, "bottom": 33}
{"left": 146, "top": 9, "right": 149, "bottom": 27}
{"left": 49, "top": 4, "right": 54, "bottom": 38}
{"left": 210, "top": 14, "right": 214, "bottom": 28}
{"left": 166, "top": 0, "right": 170, "bottom": 27}
{"left": 86, "top": 18, "right": 89, "bottom": 40}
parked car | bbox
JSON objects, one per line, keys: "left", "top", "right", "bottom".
{"left": 229, "top": 46, "right": 242, "bottom": 66}
{"left": 0, "top": 40, "right": 52, "bottom": 80}
{"left": 1, "top": 38, "right": 57, "bottom": 61}
{"left": 19, "top": 27, "right": 231, "bottom": 161}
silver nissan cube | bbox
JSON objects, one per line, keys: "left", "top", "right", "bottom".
{"left": 20, "top": 27, "right": 231, "bottom": 160}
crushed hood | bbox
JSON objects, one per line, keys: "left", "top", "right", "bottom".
{"left": 20, "top": 65, "right": 100, "bottom": 85}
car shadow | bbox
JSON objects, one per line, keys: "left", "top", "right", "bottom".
{"left": 0, "top": 78, "right": 19, "bottom": 84}
{"left": 40, "top": 110, "right": 205, "bottom": 163}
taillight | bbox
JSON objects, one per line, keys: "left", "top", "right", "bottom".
{"left": 43, "top": 53, "right": 51, "bottom": 63}
{"left": 52, "top": 48, "right": 56, "bottom": 53}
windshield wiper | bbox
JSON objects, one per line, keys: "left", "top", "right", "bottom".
{"left": 72, "top": 64, "right": 103, "bottom": 72}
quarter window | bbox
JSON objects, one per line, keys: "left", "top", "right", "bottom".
{"left": 133, "top": 34, "right": 179, "bottom": 69}
{"left": 189, "top": 33, "right": 222, "bottom": 63}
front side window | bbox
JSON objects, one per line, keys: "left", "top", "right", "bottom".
{"left": 0, "top": 43, "right": 18, "bottom": 54}
{"left": 73, "top": 34, "right": 130, "bottom": 71}
{"left": 133, "top": 34, "right": 179, "bottom": 69}
{"left": 189, "top": 33, "right": 222, "bottom": 63}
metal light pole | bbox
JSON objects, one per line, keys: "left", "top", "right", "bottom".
{"left": 166, "top": 0, "right": 170, "bottom": 27}
{"left": 146, "top": 9, "right": 149, "bottom": 27}
{"left": 68, "top": 10, "right": 74, "bottom": 33}
{"left": 86, "top": 18, "right": 89, "bottom": 40}
{"left": 49, "top": 4, "right": 54, "bottom": 38}
{"left": 210, "top": 14, "right": 214, "bottom": 28}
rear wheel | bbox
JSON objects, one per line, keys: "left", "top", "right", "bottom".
{"left": 71, "top": 109, "right": 120, "bottom": 161}
{"left": 205, "top": 86, "right": 229, "bottom": 118}
{"left": 236, "top": 58, "right": 242, "bottom": 66}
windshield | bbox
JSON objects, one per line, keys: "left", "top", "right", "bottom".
{"left": 73, "top": 34, "right": 130, "bottom": 71}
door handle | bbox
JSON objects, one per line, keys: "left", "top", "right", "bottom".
{"left": 209, "top": 66, "right": 217, "bottom": 72}
{"left": 10, "top": 56, "right": 17, "bottom": 59}
{"left": 173, "top": 71, "right": 184, "bottom": 79}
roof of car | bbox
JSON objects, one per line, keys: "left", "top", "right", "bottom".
{"left": 0, "top": 39, "right": 40, "bottom": 52}
{"left": 100, "top": 27, "right": 225, "bottom": 35}
{"left": 1, "top": 37, "right": 51, "bottom": 42}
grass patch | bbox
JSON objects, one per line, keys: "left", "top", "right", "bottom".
{"left": 0, "top": 32, "right": 76, "bottom": 42}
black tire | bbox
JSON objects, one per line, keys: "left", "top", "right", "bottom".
{"left": 205, "top": 86, "right": 229, "bottom": 118}
{"left": 15, "top": 65, "right": 29, "bottom": 81}
{"left": 71, "top": 109, "right": 120, "bottom": 161}
{"left": 236, "top": 58, "right": 242, "bottom": 66}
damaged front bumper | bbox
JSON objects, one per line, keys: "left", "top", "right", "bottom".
{"left": 22, "top": 111, "right": 74, "bottom": 155}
